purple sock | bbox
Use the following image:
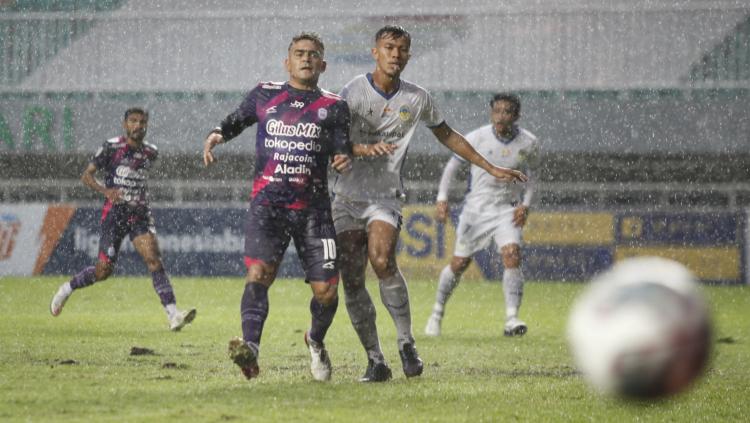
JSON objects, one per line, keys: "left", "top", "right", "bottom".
{"left": 69, "top": 266, "right": 97, "bottom": 290}
{"left": 151, "top": 269, "right": 176, "bottom": 306}
{"left": 241, "top": 283, "right": 269, "bottom": 346}
{"left": 309, "top": 295, "right": 338, "bottom": 344}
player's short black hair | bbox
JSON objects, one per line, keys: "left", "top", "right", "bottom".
{"left": 490, "top": 93, "right": 521, "bottom": 116}
{"left": 124, "top": 107, "right": 148, "bottom": 120}
{"left": 289, "top": 32, "right": 325, "bottom": 56}
{"left": 375, "top": 25, "right": 411, "bottom": 47}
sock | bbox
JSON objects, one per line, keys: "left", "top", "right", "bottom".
{"left": 241, "top": 283, "right": 269, "bottom": 348}
{"left": 69, "top": 266, "right": 97, "bottom": 290}
{"left": 151, "top": 269, "right": 176, "bottom": 306}
{"left": 432, "top": 265, "right": 461, "bottom": 318}
{"left": 343, "top": 282, "right": 385, "bottom": 363}
{"left": 378, "top": 271, "right": 414, "bottom": 350}
{"left": 165, "top": 303, "right": 177, "bottom": 318}
{"left": 309, "top": 296, "right": 339, "bottom": 345}
{"left": 503, "top": 267, "right": 524, "bottom": 318}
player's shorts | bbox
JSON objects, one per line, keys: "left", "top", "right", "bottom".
{"left": 453, "top": 205, "right": 521, "bottom": 258}
{"left": 244, "top": 203, "right": 339, "bottom": 284}
{"left": 98, "top": 203, "right": 156, "bottom": 264}
{"left": 331, "top": 196, "right": 402, "bottom": 234}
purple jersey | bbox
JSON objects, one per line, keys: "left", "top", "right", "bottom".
{"left": 90, "top": 136, "right": 158, "bottom": 207}
{"left": 220, "top": 82, "right": 352, "bottom": 210}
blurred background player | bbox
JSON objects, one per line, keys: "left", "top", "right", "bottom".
{"left": 424, "top": 93, "right": 539, "bottom": 337}
{"left": 203, "top": 32, "right": 352, "bottom": 381}
{"left": 49, "top": 108, "right": 196, "bottom": 331}
{"left": 333, "top": 26, "right": 527, "bottom": 382}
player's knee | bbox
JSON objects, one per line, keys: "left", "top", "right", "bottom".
{"left": 144, "top": 259, "right": 163, "bottom": 273}
{"left": 369, "top": 255, "right": 394, "bottom": 277}
{"left": 502, "top": 245, "right": 522, "bottom": 268}
{"left": 315, "top": 288, "right": 338, "bottom": 306}
{"left": 95, "top": 263, "right": 113, "bottom": 280}
{"left": 451, "top": 257, "right": 472, "bottom": 274}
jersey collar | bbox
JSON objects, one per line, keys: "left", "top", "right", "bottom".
{"left": 366, "top": 73, "right": 400, "bottom": 100}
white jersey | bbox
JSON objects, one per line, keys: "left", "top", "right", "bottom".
{"left": 439, "top": 124, "right": 539, "bottom": 216}
{"left": 333, "top": 74, "right": 444, "bottom": 201}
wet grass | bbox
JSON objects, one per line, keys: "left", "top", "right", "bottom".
{"left": 0, "top": 276, "right": 747, "bottom": 422}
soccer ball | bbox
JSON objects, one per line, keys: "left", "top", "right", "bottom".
{"left": 567, "top": 256, "right": 712, "bottom": 399}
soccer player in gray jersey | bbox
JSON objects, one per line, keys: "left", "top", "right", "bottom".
{"left": 49, "top": 108, "right": 196, "bottom": 331}
{"left": 425, "top": 94, "right": 540, "bottom": 338}
{"left": 332, "top": 26, "right": 527, "bottom": 382}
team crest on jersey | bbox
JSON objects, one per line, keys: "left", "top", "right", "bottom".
{"left": 318, "top": 108, "right": 328, "bottom": 120}
{"left": 398, "top": 106, "right": 411, "bottom": 122}
{"left": 502, "top": 148, "right": 511, "bottom": 157}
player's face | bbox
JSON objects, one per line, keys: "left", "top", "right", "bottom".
{"left": 285, "top": 39, "right": 326, "bottom": 88}
{"left": 490, "top": 100, "right": 519, "bottom": 138}
{"left": 123, "top": 113, "right": 148, "bottom": 143}
{"left": 372, "top": 34, "right": 410, "bottom": 78}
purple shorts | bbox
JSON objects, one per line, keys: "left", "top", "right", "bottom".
{"left": 244, "top": 203, "right": 339, "bottom": 285}
{"left": 98, "top": 202, "right": 155, "bottom": 263}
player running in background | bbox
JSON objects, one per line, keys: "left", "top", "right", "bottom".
{"left": 425, "top": 93, "right": 539, "bottom": 338}
{"left": 333, "top": 26, "right": 527, "bottom": 382}
{"left": 49, "top": 108, "right": 197, "bottom": 332}
{"left": 203, "top": 32, "right": 352, "bottom": 381}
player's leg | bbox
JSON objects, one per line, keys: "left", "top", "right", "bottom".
{"left": 367, "top": 219, "right": 423, "bottom": 378}
{"left": 132, "top": 231, "right": 196, "bottom": 331}
{"left": 296, "top": 208, "right": 340, "bottom": 381}
{"left": 229, "top": 204, "right": 286, "bottom": 379}
{"left": 501, "top": 242, "right": 527, "bottom": 337}
{"left": 425, "top": 255, "right": 472, "bottom": 336}
{"left": 50, "top": 208, "right": 122, "bottom": 316}
{"left": 338, "top": 228, "right": 391, "bottom": 381}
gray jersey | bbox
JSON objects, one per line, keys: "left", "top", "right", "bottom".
{"left": 333, "top": 74, "right": 443, "bottom": 201}
{"left": 440, "top": 124, "right": 539, "bottom": 216}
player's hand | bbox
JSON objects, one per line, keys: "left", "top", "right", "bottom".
{"left": 203, "top": 132, "right": 224, "bottom": 166}
{"left": 367, "top": 141, "right": 398, "bottom": 156}
{"left": 513, "top": 205, "right": 529, "bottom": 227}
{"left": 435, "top": 200, "right": 449, "bottom": 223}
{"left": 103, "top": 188, "right": 124, "bottom": 204}
{"left": 331, "top": 154, "right": 353, "bottom": 174}
{"left": 489, "top": 166, "right": 527, "bottom": 183}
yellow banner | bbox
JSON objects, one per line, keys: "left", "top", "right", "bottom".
{"left": 615, "top": 246, "right": 741, "bottom": 280}
{"left": 524, "top": 212, "right": 614, "bottom": 245}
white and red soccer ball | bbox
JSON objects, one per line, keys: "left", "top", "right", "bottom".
{"left": 567, "top": 256, "right": 712, "bottom": 399}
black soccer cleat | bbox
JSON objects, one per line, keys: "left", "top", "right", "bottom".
{"left": 399, "top": 343, "right": 424, "bottom": 378}
{"left": 359, "top": 359, "right": 393, "bottom": 382}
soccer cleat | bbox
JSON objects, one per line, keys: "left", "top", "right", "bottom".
{"left": 359, "top": 359, "right": 393, "bottom": 382}
{"left": 399, "top": 343, "right": 424, "bottom": 378}
{"left": 228, "top": 337, "right": 260, "bottom": 379}
{"left": 169, "top": 308, "right": 197, "bottom": 331}
{"left": 424, "top": 314, "right": 442, "bottom": 337}
{"left": 50, "top": 283, "right": 71, "bottom": 316}
{"left": 304, "top": 331, "right": 332, "bottom": 381}
{"left": 503, "top": 316, "right": 528, "bottom": 337}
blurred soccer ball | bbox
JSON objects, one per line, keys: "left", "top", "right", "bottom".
{"left": 567, "top": 256, "right": 711, "bottom": 399}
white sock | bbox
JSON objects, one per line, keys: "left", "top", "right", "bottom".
{"left": 165, "top": 303, "right": 177, "bottom": 318}
{"left": 503, "top": 267, "right": 524, "bottom": 319}
{"left": 433, "top": 265, "right": 461, "bottom": 318}
{"left": 61, "top": 282, "right": 73, "bottom": 296}
{"left": 378, "top": 271, "right": 414, "bottom": 349}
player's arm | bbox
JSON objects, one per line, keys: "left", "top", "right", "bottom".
{"left": 513, "top": 142, "right": 540, "bottom": 227}
{"left": 430, "top": 122, "right": 527, "bottom": 183}
{"left": 330, "top": 100, "right": 354, "bottom": 173}
{"left": 435, "top": 156, "right": 463, "bottom": 223}
{"left": 351, "top": 142, "right": 398, "bottom": 157}
{"left": 204, "top": 87, "right": 260, "bottom": 166}
{"left": 80, "top": 163, "right": 122, "bottom": 203}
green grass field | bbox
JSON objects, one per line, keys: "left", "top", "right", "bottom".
{"left": 0, "top": 276, "right": 748, "bottom": 422}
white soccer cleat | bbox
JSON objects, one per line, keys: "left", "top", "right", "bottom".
{"left": 504, "top": 316, "right": 528, "bottom": 337}
{"left": 304, "top": 331, "right": 332, "bottom": 381}
{"left": 424, "top": 314, "right": 442, "bottom": 336}
{"left": 50, "top": 283, "right": 71, "bottom": 316}
{"left": 169, "top": 308, "right": 197, "bottom": 331}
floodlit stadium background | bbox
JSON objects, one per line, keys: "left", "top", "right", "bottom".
{"left": 1, "top": 0, "right": 748, "bottom": 283}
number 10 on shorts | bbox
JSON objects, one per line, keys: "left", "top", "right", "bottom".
{"left": 321, "top": 238, "right": 336, "bottom": 260}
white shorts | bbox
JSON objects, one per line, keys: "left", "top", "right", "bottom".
{"left": 453, "top": 206, "right": 521, "bottom": 258}
{"left": 331, "top": 196, "right": 402, "bottom": 234}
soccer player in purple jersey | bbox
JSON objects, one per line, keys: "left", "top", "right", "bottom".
{"left": 50, "top": 108, "right": 197, "bottom": 331}
{"left": 202, "top": 32, "right": 353, "bottom": 382}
